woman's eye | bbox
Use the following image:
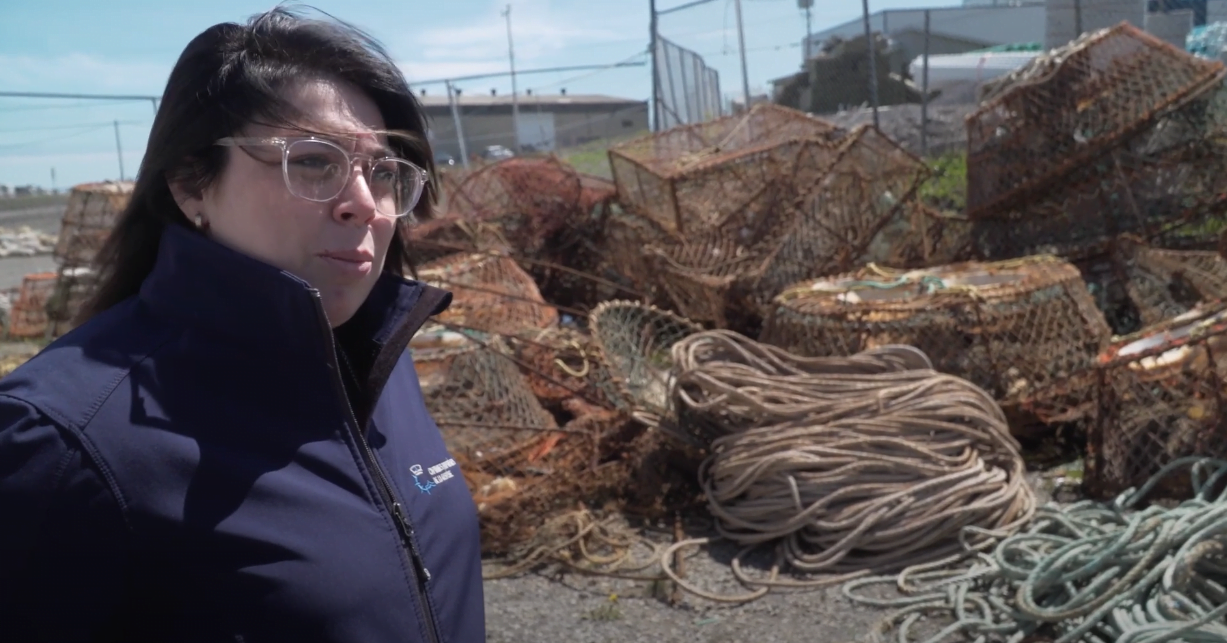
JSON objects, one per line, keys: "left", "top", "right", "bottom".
{"left": 288, "top": 155, "right": 335, "bottom": 169}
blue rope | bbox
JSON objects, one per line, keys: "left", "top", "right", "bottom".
{"left": 844, "top": 457, "right": 1227, "bottom": 642}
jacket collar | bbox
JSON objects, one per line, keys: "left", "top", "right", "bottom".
{"left": 139, "top": 223, "right": 452, "bottom": 366}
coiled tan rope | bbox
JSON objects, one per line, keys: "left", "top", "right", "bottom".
{"left": 658, "top": 330, "right": 1036, "bottom": 602}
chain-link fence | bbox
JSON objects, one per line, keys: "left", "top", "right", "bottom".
{"left": 653, "top": 35, "right": 724, "bottom": 131}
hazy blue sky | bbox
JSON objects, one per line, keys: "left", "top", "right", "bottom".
{"left": 0, "top": 0, "right": 956, "bottom": 189}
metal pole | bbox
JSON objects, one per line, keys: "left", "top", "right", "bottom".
{"left": 921, "top": 9, "right": 930, "bottom": 157}
{"left": 861, "top": 0, "right": 880, "bottom": 128}
{"left": 650, "top": 0, "right": 660, "bottom": 131}
{"left": 446, "top": 81, "right": 470, "bottom": 169}
{"left": 151, "top": 98, "right": 159, "bottom": 116}
{"left": 502, "top": 5, "right": 521, "bottom": 152}
{"left": 805, "top": 4, "right": 813, "bottom": 62}
{"left": 734, "top": 0, "right": 752, "bottom": 111}
{"left": 113, "top": 120, "right": 125, "bottom": 181}
{"left": 1074, "top": 0, "right": 1083, "bottom": 37}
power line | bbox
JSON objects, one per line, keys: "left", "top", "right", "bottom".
{"left": 409, "top": 61, "right": 647, "bottom": 87}
{"left": 527, "top": 50, "right": 649, "bottom": 92}
{"left": 0, "top": 125, "right": 114, "bottom": 152}
{"left": 0, "top": 91, "right": 159, "bottom": 101}
{"left": 0, "top": 119, "right": 149, "bottom": 134}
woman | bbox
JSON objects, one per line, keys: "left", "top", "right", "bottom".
{"left": 0, "top": 8, "right": 485, "bottom": 643}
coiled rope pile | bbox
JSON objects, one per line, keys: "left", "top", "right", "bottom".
{"left": 657, "top": 330, "right": 1036, "bottom": 602}
{"left": 845, "top": 457, "right": 1227, "bottom": 643}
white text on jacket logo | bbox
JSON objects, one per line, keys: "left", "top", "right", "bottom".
{"left": 409, "top": 458, "right": 457, "bottom": 494}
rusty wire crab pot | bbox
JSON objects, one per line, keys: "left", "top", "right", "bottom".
{"left": 965, "top": 22, "right": 1227, "bottom": 260}
{"left": 1115, "top": 235, "right": 1227, "bottom": 327}
{"left": 588, "top": 300, "right": 704, "bottom": 427}
{"left": 644, "top": 126, "right": 931, "bottom": 333}
{"left": 45, "top": 180, "right": 134, "bottom": 334}
{"left": 608, "top": 103, "right": 845, "bottom": 237}
{"left": 417, "top": 251, "right": 558, "bottom": 335}
{"left": 1026, "top": 303, "right": 1227, "bottom": 500}
{"left": 759, "top": 256, "right": 1111, "bottom": 427}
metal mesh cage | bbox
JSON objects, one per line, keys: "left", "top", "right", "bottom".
{"left": 411, "top": 330, "right": 558, "bottom": 462}
{"left": 1025, "top": 303, "right": 1227, "bottom": 499}
{"left": 608, "top": 103, "right": 844, "bottom": 235}
{"left": 967, "top": 22, "right": 1226, "bottom": 220}
{"left": 418, "top": 252, "right": 558, "bottom": 335}
{"left": 760, "top": 256, "right": 1111, "bottom": 410}
{"left": 641, "top": 127, "right": 931, "bottom": 332}
{"left": 588, "top": 300, "right": 704, "bottom": 420}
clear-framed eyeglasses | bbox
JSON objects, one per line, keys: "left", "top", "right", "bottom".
{"left": 214, "top": 135, "right": 428, "bottom": 220}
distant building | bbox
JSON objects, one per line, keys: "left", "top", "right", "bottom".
{"left": 417, "top": 91, "right": 649, "bottom": 159}
{"left": 779, "top": 0, "right": 1227, "bottom": 113}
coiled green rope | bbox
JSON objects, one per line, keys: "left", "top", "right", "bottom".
{"left": 844, "top": 457, "right": 1227, "bottom": 643}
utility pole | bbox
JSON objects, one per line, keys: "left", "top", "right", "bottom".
{"left": 502, "top": 4, "right": 521, "bottom": 152}
{"left": 734, "top": 0, "right": 752, "bottom": 112}
{"left": 113, "top": 120, "right": 125, "bottom": 182}
{"left": 799, "top": 0, "right": 813, "bottom": 62}
{"left": 650, "top": 0, "right": 659, "bottom": 131}
{"left": 445, "top": 81, "right": 470, "bottom": 169}
{"left": 861, "top": 0, "right": 880, "bottom": 129}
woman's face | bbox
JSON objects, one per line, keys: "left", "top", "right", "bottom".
{"left": 178, "top": 76, "right": 400, "bottom": 327}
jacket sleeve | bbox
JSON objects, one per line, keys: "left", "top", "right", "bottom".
{"left": 0, "top": 394, "right": 130, "bottom": 642}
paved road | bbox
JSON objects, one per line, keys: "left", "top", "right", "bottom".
{"left": 0, "top": 205, "right": 66, "bottom": 236}
{"left": 0, "top": 205, "right": 63, "bottom": 291}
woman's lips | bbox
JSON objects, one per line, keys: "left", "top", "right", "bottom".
{"left": 319, "top": 251, "right": 373, "bottom": 276}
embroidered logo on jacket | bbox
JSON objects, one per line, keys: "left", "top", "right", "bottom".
{"left": 409, "top": 459, "right": 457, "bottom": 494}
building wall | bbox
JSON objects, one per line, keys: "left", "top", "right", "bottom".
{"left": 1210, "top": 0, "right": 1227, "bottom": 22}
{"left": 423, "top": 103, "right": 648, "bottom": 159}
{"left": 804, "top": 5, "right": 1047, "bottom": 59}
{"left": 1046, "top": 0, "right": 1146, "bottom": 49}
{"left": 1146, "top": 9, "right": 1196, "bottom": 46}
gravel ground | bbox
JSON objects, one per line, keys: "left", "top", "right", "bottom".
{"left": 482, "top": 468, "right": 1078, "bottom": 643}
{"left": 483, "top": 533, "right": 887, "bottom": 643}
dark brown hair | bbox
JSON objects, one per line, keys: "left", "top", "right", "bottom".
{"left": 79, "top": 5, "right": 435, "bottom": 323}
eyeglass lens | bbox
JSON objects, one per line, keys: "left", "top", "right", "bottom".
{"left": 285, "top": 139, "right": 422, "bottom": 216}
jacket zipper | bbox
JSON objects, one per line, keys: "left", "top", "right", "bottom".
{"left": 312, "top": 292, "right": 442, "bottom": 643}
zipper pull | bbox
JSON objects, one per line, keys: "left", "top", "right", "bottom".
{"left": 392, "top": 502, "right": 432, "bottom": 582}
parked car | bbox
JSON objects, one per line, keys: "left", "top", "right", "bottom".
{"left": 481, "top": 145, "right": 515, "bottom": 161}
{"left": 433, "top": 152, "right": 457, "bottom": 167}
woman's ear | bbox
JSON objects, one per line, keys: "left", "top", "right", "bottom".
{"left": 167, "top": 174, "right": 204, "bottom": 220}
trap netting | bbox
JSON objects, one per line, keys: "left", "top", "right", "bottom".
{"left": 645, "top": 127, "right": 930, "bottom": 333}
{"left": 863, "top": 202, "right": 974, "bottom": 270}
{"left": 759, "top": 256, "right": 1111, "bottom": 413}
{"left": 48, "top": 181, "right": 133, "bottom": 331}
{"left": 609, "top": 103, "right": 844, "bottom": 235}
{"left": 1116, "top": 236, "right": 1227, "bottom": 327}
{"left": 968, "top": 22, "right": 1225, "bottom": 220}
{"left": 417, "top": 252, "right": 558, "bottom": 335}
{"left": 6, "top": 272, "right": 57, "bottom": 339}
{"left": 412, "top": 158, "right": 621, "bottom": 311}
{"left": 506, "top": 326, "right": 631, "bottom": 414}
{"left": 588, "top": 300, "right": 704, "bottom": 425}
{"left": 967, "top": 24, "right": 1227, "bottom": 260}
{"left": 417, "top": 324, "right": 679, "bottom": 555}
{"left": 1024, "top": 303, "right": 1227, "bottom": 500}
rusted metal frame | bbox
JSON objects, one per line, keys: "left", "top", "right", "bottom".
{"left": 966, "top": 66, "right": 1226, "bottom": 220}
{"left": 412, "top": 238, "right": 652, "bottom": 300}
{"left": 433, "top": 320, "right": 619, "bottom": 412}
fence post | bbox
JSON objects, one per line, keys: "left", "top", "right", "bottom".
{"left": 921, "top": 9, "right": 930, "bottom": 157}
{"left": 862, "top": 0, "right": 880, "bottom": 128}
